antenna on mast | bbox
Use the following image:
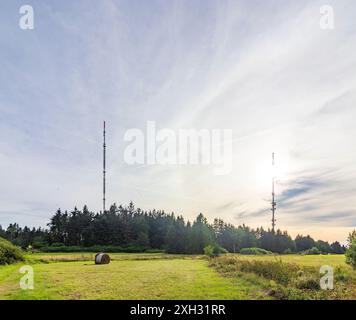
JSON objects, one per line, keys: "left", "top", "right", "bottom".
{"left": 103, "top": 121, "right": 106, "bottom": 212}
{"left": 271, "top": 152, "right": 276, "bottom": 233}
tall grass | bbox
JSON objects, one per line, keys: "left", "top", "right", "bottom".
{"left": 209, "top": 255, "right": 356, "bottom": 300}
{"left": 210, "top": 256, "right": 300, "bottom": 285}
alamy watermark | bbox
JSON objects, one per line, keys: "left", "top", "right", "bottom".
{"left": 19, "top": 265, "right": 34, "bottom": 290}
{"left": 17, "top": 4, "right": 334, "bottom": 32}
{"left": 320, "top": 5, "right": 335, "bottom": 30}
{"left": 320, "top": 265, "right": 333, "bottom": 290}
{"left": 19, "top": 5, "right": 34, "bottom": 30}
{"left": 124, "top": 121, "right": 233, "bottom": 175}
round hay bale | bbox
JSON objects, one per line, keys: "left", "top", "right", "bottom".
{"left": 95, "top": 252, "right": 110, "bottom": 264}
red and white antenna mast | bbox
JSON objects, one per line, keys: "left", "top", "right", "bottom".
{"left": 103, "top": 121, "right": 106, "bottom": 212}
{"left": 271, "top": 152, "right": 276, "bottom": 232}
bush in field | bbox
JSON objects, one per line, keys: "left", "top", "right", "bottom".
{"left": 303, "top": 247, "right": 321, "bottom": 255}
{"left": 204, "top": 245, "right": 226, "bottom": 257}
{"left": 346, "top": 239, "right": 356, "bottom": 269}
{"left": 204, "top": 245, "right": 214, "bottom": 257}
{"left": 240, "top": 247, "right": 272, "bottom": 255}
{"left": 0, "top": 237, "right": 24, "bottom": 265}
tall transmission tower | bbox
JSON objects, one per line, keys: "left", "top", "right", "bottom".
{"left": 271, "top": 152, "right": 276, "bottom": 233}
{"left": 103, "top": 121, "right": 106, "bottom": 212}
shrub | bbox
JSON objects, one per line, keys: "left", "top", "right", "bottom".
{"left": 295, "top": 276, "right": 320, "bottom": 290}
{"left": 0, "top": 237, "right": 24, "bottom": 265}
{"left": 204, "top": 245, "right": 214, "bottom": 257}
{"left": 346, "top": 239, "right": 356, "bottom": 269}
{"left": 283, "top": 248, "right": 293, "bottom": 254}
{"left": 240, "top": 247, "right": 272, "bottom": 255}
{"left": 204, "top": 245, "right": 226, "bottom": 258}
{"left": 303, "top": 247, "right": 321, "bottom": 255}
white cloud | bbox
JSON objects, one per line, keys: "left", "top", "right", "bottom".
{"left": 0, "top": 0, "right": 355, "bottom": 242}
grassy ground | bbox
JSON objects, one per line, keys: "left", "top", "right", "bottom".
{"left": 0, "top": 253, "right": 353, "bottom": 300}
{"left": 230, "top": 253, "right": 348, "bottom": 267}
{"left": 210, "top": 254, "right": 356, "bottom": 300}
{"left": 0, "top": 253, "right": 266, "bottom": 300}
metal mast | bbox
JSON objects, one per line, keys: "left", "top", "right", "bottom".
{"left": 103, "top": 121, "right": 106, "bottom": 212}
{"left": 271, "top": 152, "right": 276, "bottom": 233}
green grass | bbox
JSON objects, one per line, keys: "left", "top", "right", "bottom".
{"left": 0, "top": 253, "right": 264, "bottom": 300}
{"left": 231, "top": 253, "right": 348, "bottom": 268}
{"left": 0, "top": 253, "right": 353, "bottom": 300}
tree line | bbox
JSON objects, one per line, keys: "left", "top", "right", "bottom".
{"left": 0, "top": 202, "right": 346, "bottom": 254}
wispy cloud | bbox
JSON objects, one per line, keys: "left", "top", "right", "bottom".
{"left": 0, "top": 0, "right": 355, "bottom": 242}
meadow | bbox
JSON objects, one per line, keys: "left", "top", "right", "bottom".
{"left": 0, "top": 252, "right": 354, "bottom": 300}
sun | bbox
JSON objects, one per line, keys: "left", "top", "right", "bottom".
{"left": 253, "top": 153, "right": 290, "bottom": 190}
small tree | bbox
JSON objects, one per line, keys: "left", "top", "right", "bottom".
{"left": 347, "top": 230, "right": 356, "bottom": 244}
{"left": 204, "top": 245, "right": 215, "bottom": 258}
{"left": 204, "top": 244, "right": 225, "bottom": 258}
{"left": 346, "top": 230, "right": 356, "bottom": 269}
{"left": 346, "top": 240, "right": 356, "bottom": 269}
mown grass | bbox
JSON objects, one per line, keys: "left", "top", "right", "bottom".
{"left": 0, "top": 253, "right": 264, "bottom": 300}
{"left": 1, "top": 252, "right": 354, "bottom": 300}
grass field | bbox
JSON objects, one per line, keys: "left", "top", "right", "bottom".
{"left": 0, "top": 253, "right": 266, "bottom": 300}
{"left": 0, "top": 253, "right": 354, "bottom": 300}
{"left": 229, "top": 253, "right": 348, "bottom": 267}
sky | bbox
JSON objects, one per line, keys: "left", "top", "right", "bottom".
{"left": 0, "top": 0, "right": 355, "bottom": 243}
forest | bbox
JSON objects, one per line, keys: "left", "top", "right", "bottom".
{"left": 0, "top": 202, "right": 346, "bottom": 254}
